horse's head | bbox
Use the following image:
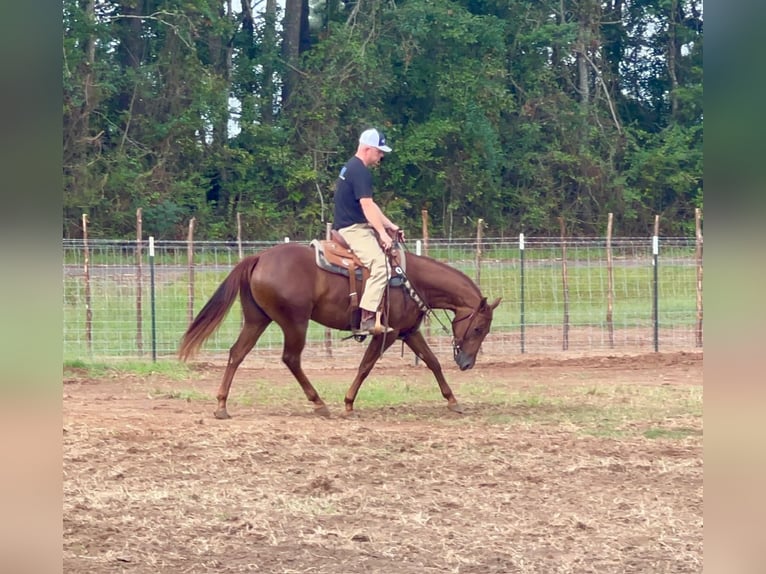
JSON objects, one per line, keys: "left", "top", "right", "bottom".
{"left": 451, "top": 296, "right": 502, "bottom": 370}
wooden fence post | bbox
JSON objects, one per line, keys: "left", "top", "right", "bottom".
{"left": 652, "top": 215, "right": 660, "bottom": 352}
{"left": 83, "top": 214, "right": 92, "bottom": 354}
{"left": 237, "top": 211, "right": 243, "bottom": 260}
{"left": 695, "top": 208, "right": 703, "bottom": 347}
{"left": 475, "top": 218, "right": 483, "bottom": 286}
{"left": 606, "top": 213, "right": 615, "bottom": 348}
{"left": 187, "top": 217, "right": 196, "bottom": 324}
{"left": 559, "top": 217, "right": 570, "bottom": 351}
{"left": 421, "top": 209, "right": 430, "bottom": 341}
{"left": 325, "top": 222, "right": 333, "bottom": 357}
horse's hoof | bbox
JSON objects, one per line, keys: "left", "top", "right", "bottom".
{"left": 214, "top": 409, "right": 231, "bottom": 420}
{"left": 448, "top": 403, "right": 464, "bottom": 414}
{"left": 342, "top": 410, "right": 358, "bottom": 419}
{"left": 314, "top": 405, "right": 331, "bottom": 418}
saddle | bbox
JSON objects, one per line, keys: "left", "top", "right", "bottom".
{"left": 309, "top": 229, "right": 406, "bottom": 315}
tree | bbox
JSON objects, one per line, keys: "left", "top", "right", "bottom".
{"left": 62, "top": 0, "right": 702, "bottom": 239}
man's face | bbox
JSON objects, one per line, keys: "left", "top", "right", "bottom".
{"left": 369, "top": 148, "right": 385, "bottom": 167}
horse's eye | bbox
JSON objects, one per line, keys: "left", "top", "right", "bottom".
{"left": 473, "top": 326, "right": 484, "bottom": 335}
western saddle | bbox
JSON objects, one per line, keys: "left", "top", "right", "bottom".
{"left": 309, "top": 229, "right": 405, "bottom": 328}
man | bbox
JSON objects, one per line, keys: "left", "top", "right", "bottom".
{"left": 333, "top": 128, "right": 405, "bottom": 334}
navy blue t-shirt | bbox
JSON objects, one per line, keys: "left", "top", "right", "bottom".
{"left": 333, "top": 156, "right": 373, "bottom": 230}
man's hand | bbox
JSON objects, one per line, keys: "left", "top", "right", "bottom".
{"left": 387, "top": 226, "right": 405, "bottom": 243}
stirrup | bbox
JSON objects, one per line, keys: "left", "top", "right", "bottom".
{"left": 357, "top": 312, "right": 394, "bottom": 335}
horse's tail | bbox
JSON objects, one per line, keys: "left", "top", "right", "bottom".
{"left": 178, "top": 255, "right": 260, "bottom": 361}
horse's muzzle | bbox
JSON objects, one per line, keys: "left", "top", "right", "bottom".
{"left": 454, "top": 352, "right": 476, "bottom": 371}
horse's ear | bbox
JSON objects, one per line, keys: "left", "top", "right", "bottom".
{"left": 479, "top": 297, "right": 502, "bottom": 311}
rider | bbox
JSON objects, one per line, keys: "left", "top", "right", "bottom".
{"left": 333, "top": 128, "right": 404, "bottom": 334}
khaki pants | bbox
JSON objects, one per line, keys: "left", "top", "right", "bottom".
{"left": 338, "top": 223, "right": 390, "bottom": 313}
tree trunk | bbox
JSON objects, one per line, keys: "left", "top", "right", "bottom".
{"left": 577, "top": 29, "right": 590, "bottom": 109}
{"left": 210, "top": 0, "right": 232, "bottom": 146}
{"left": 667, "top": 0, "right": 680, "bottom": 120}
{"left": 603, "top": 0, "right": 623, "bottom": 97}
{"left": 281, "top": 0, "right": 303, "bottom": 108}
{"left": 262, "top": 0, "right": 277, "bottom": 124}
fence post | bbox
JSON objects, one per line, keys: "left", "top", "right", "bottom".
{"left": 559, "top": 217, "right": 570, "bottom": 351}
{"left": 606, "top": 213, "right": 615, "bottom": 348}
{"left": 149, "top": 236, "right": 157, "bottom": 362}
{"left": 475, "top": 218, "right": 483, "bottom": 286}
{"left": 237, "top": 211, "right": 243, "bottom": 261}
{"left": 414, "top": 240, "right": 423, "bottom": 366}
{"left": 82, "top": 214, "right": 92, "bottom": 355}
{"left": 652, "top": 215, "right": 660, "bottom": 352}
{"left": 325, "top": 222, "right": 333, "bottom": 358}
{"left": 695, "top": 208, "right": 703, "bottom": 347}
{"left": 136, "top": 208, "right": 143, "bottom": 355}
{"left": 519, "top": 232, "right": 525, "bottom": 354}
{"left": 187, "top": 217, "right": 196, "bottom": 325}
{"left": 421, "top": 210, "right": 430, "bottom": 341}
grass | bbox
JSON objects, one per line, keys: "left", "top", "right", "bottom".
{"left": 64, "top": 359, "right": 194, "bottom": 380}
{"left": 405, "top": 378, "right": 702, "bottom": 440}
{"left": 66, "top": 355, "right": 701, "bottom": 439}
{"left": 347, "top": 377, "right": 440, "bottom": 407}
{"left": 194, "top": 377, "right": 701, "bottom": 442}
{"left": 643, "top": 427, "right": 702, "bottom": 440}
{"left": 63, "top": 348, "right": 703, "bottom": 574}
{"left": 63, "top": 246, "right": 701, "bottom": 360}
{"left": 63, "top": 359, "right": 703, "bottom": 443}
{"left": 453, "top": 261, "right": 698, "bottom": 328}
{"left": 149, "top": 388, "right": 211, "bottom": 401}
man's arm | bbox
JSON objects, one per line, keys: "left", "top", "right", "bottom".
{"left": 360, "top": 197, "right": 398, "bottom": 248}
{"left": 377, "top": 208, "right": 404, "bottom": 241}
{"left": 359, "top": 197, "right": 389, "bottom": 235}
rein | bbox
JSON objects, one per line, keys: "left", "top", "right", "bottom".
{"left": 395, "top": 241, "right": 478, "bottom": 359}
{"left": 450, "top": 310, "right": 477, "bottom": 359}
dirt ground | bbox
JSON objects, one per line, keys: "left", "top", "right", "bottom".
{"left": 63, "top": 351, "right": 703, "bottom": 573}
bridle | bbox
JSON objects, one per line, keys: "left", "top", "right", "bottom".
{"left": 391, "top": 267, "right": 480, "bottom": 360}
{"left": 450, "top": 309, "right": 478, "bottom": 360}
{"left": 390, "top": 240, "right": 482, "bottom": 359}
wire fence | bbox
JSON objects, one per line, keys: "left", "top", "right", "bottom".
{"left": 63, "top": 235, "right": 703, "bottom": 364}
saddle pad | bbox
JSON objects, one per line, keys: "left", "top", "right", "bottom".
{"left": 310, "top": 239, "right": 406, "bottom": 285}
{"left": 310, "top": 239, "right": 365, "bottom": 279}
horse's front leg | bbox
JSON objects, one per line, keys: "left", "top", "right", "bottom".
{"left": 343, "top": 331, "right": 399, "bottom": 417}
{"left": 403, "top": 330, "right": 463, "bottom": 413}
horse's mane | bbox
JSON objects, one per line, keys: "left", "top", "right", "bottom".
{"left": 405, "top": 252, "right": 483, "bottom": 304}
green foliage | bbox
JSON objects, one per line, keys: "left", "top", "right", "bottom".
{"left": 623, "top": 123, "right": 703, "bottom": 234}
{"left": 63, "top": 0, "right": 703, "bottom": 240}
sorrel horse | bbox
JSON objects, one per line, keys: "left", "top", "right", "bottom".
{"left": 179, "top": 242, "right": 501, "bottom": 418}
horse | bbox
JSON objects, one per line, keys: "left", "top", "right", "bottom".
{"left": 178, "top": 241, "right": 501, "bottom": 418}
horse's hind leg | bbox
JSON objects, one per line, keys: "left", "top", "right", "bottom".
{"left": 280, "top": 325, "right": 331, "bottom": 417}
{"left": 215, "top": 320, "right": 269, "bottom": 419}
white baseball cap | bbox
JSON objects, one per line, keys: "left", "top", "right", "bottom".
{"left": 359, "top": 128, "right": 392, "bottom": 153}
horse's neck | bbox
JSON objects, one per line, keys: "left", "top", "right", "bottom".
{"left": 409, "top": 255, "right": 480, "bottom": 311}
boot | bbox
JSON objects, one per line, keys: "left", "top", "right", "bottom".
{"left": 357, "top": 309, "right": 393, "bottom": 335}
{"left": 359, "top": 309, "right": 377, "bottom": 332}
